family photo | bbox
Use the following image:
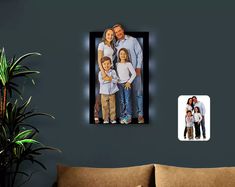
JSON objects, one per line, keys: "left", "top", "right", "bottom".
{"left": 178, "top": 95, "right": 210, "bottom": 141}
{"left": 89, "top": 24, "right": 149, "bottom": 124}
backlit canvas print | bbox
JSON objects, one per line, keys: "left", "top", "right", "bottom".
{"left": 89, "top": 24, "right": 149, "bottom": 125}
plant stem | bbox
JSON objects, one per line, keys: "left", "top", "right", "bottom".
{"left": 0, "top": 88, "right": 3, "bottom": 118}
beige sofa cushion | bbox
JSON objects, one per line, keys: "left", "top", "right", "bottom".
{"left": 57, "top": 164, "right": 154, "bottom": 187}
{"left": 155, "top": 164, "right": 235, "bottom": 187}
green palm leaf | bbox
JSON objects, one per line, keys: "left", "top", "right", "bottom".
{"left": 9, "top": 52, "right": 41, "bottom": 73}
{"left": 13, "top": 130, "right": 34, "bottom": 141}
{"left": 16, "top": 139, "right": 40, "bottom": 144}
{"left": 17, "top": 112, "right": 55, "bottom": 124}
{"left": 0, "top": 49, "right": 41, "bottom": 101}
{"left": 0, "top": 48, "right": 59, "bottom": 187}
{"left": 14, "top": 123, "right": 39, "bottom": 133}
{"left": 13, "top": 70, "right": 40, "bottom": 78}
{"left": 0, "top": 48, "right": 9, "bottom": 86}
{"left": 0, "top": 124, "right": 7, "bottom": 139}
{"left": 17, "top": 97, "right": 32, "bottom": 114}
{"left": 15, "top": 139, "right": 41, "bottom": 151}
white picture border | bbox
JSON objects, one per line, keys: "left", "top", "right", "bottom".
{"left": 178, "top": 95, "right": 211, "bottom": 141}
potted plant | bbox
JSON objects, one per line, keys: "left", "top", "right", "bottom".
{"left": 0, "top": 48, "right": 59, "bottom": 187}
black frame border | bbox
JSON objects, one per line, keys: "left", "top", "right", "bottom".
{"left": 89, "top": 32, "right": 149, "bottom": 124}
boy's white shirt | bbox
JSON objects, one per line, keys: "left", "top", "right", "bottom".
{"left": 185, "top": 116, "right": 194, "bottom": 127}
{"left": 98, "top": 69, "right": 119, "bottom": 95}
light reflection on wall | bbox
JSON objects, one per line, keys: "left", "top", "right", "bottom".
{"left": 83, "top": 34, "right": 89, "bottom": 52}
{"left": 82, "top": 31, "right": 158, "bottom": 124}
{"left": 83, "top": 84, "right": 89, "bottom": 100}
{"left": 149, "top": 33, "right": 158, "bottom": 122}
{"left": 83, "top": 108, "right": 89, "bottom": 124}
{"left": 83, "top": 34, "right": 90, "bottom": 124}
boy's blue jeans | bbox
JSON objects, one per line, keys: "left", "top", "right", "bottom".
{"left": 118, "top": 83, "right": 132, "bottom": 119}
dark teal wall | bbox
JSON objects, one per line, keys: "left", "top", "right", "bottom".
{"left": 1, "top": 0, "right": 235, "bottom": 186}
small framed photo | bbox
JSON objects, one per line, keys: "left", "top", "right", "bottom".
{"left": 178, "top": 95, "right": 210, "bottom": 141}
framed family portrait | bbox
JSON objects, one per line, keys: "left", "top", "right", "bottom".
{"left": 178, "top": 95, "right": 211, "bottom": 141}
{"left": 89, "top": 25, "right": 149, "bottom": 125}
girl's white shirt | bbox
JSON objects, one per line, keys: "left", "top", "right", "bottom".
{"left": 194, "top": 113, "right": 202, "bottom": 123}
{"left": 116, "top": 62, "right": 136, "bottom": 84}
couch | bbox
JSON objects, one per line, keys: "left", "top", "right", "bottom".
{"left": 54, "top": 164, "right": 235, "bottom": 187}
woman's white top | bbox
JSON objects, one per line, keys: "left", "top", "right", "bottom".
{"left": 98, "top": 42, "right": 114, "bottom": 62}
{"left": 116, "top": 62, "right": 136, "bottom": 84}
{"left": 186, "top": 104, "right": 193, "bottom": 112}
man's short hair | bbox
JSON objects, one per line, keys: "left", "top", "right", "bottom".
{"left": 192, "top": 96, "right": 197, "bottom": 99}
{"left": 101, "top": 56, "right": 111, "bottom": 64}
{"left": 112, "top": 24, "right": 124, "bottom": 30}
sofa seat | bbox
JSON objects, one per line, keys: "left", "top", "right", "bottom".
{"left": 56, "top": 164, "right": 155, "bottom": 187}
{"left": 55, "top": 164, "right": 235, "bottom": 187}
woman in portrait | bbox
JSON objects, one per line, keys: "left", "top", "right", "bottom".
{"left": 184, "top": 97, "right": 194, "bottom": 139}
{"left": 94, "top": 28, "right": 116, "bottom": 124}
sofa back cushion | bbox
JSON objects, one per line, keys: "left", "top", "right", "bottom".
{"left": 155, "top": 164, "right": 235, "bottom": 187}
{"left": 57, "top": 164, "right": 154, "bottom": 187}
